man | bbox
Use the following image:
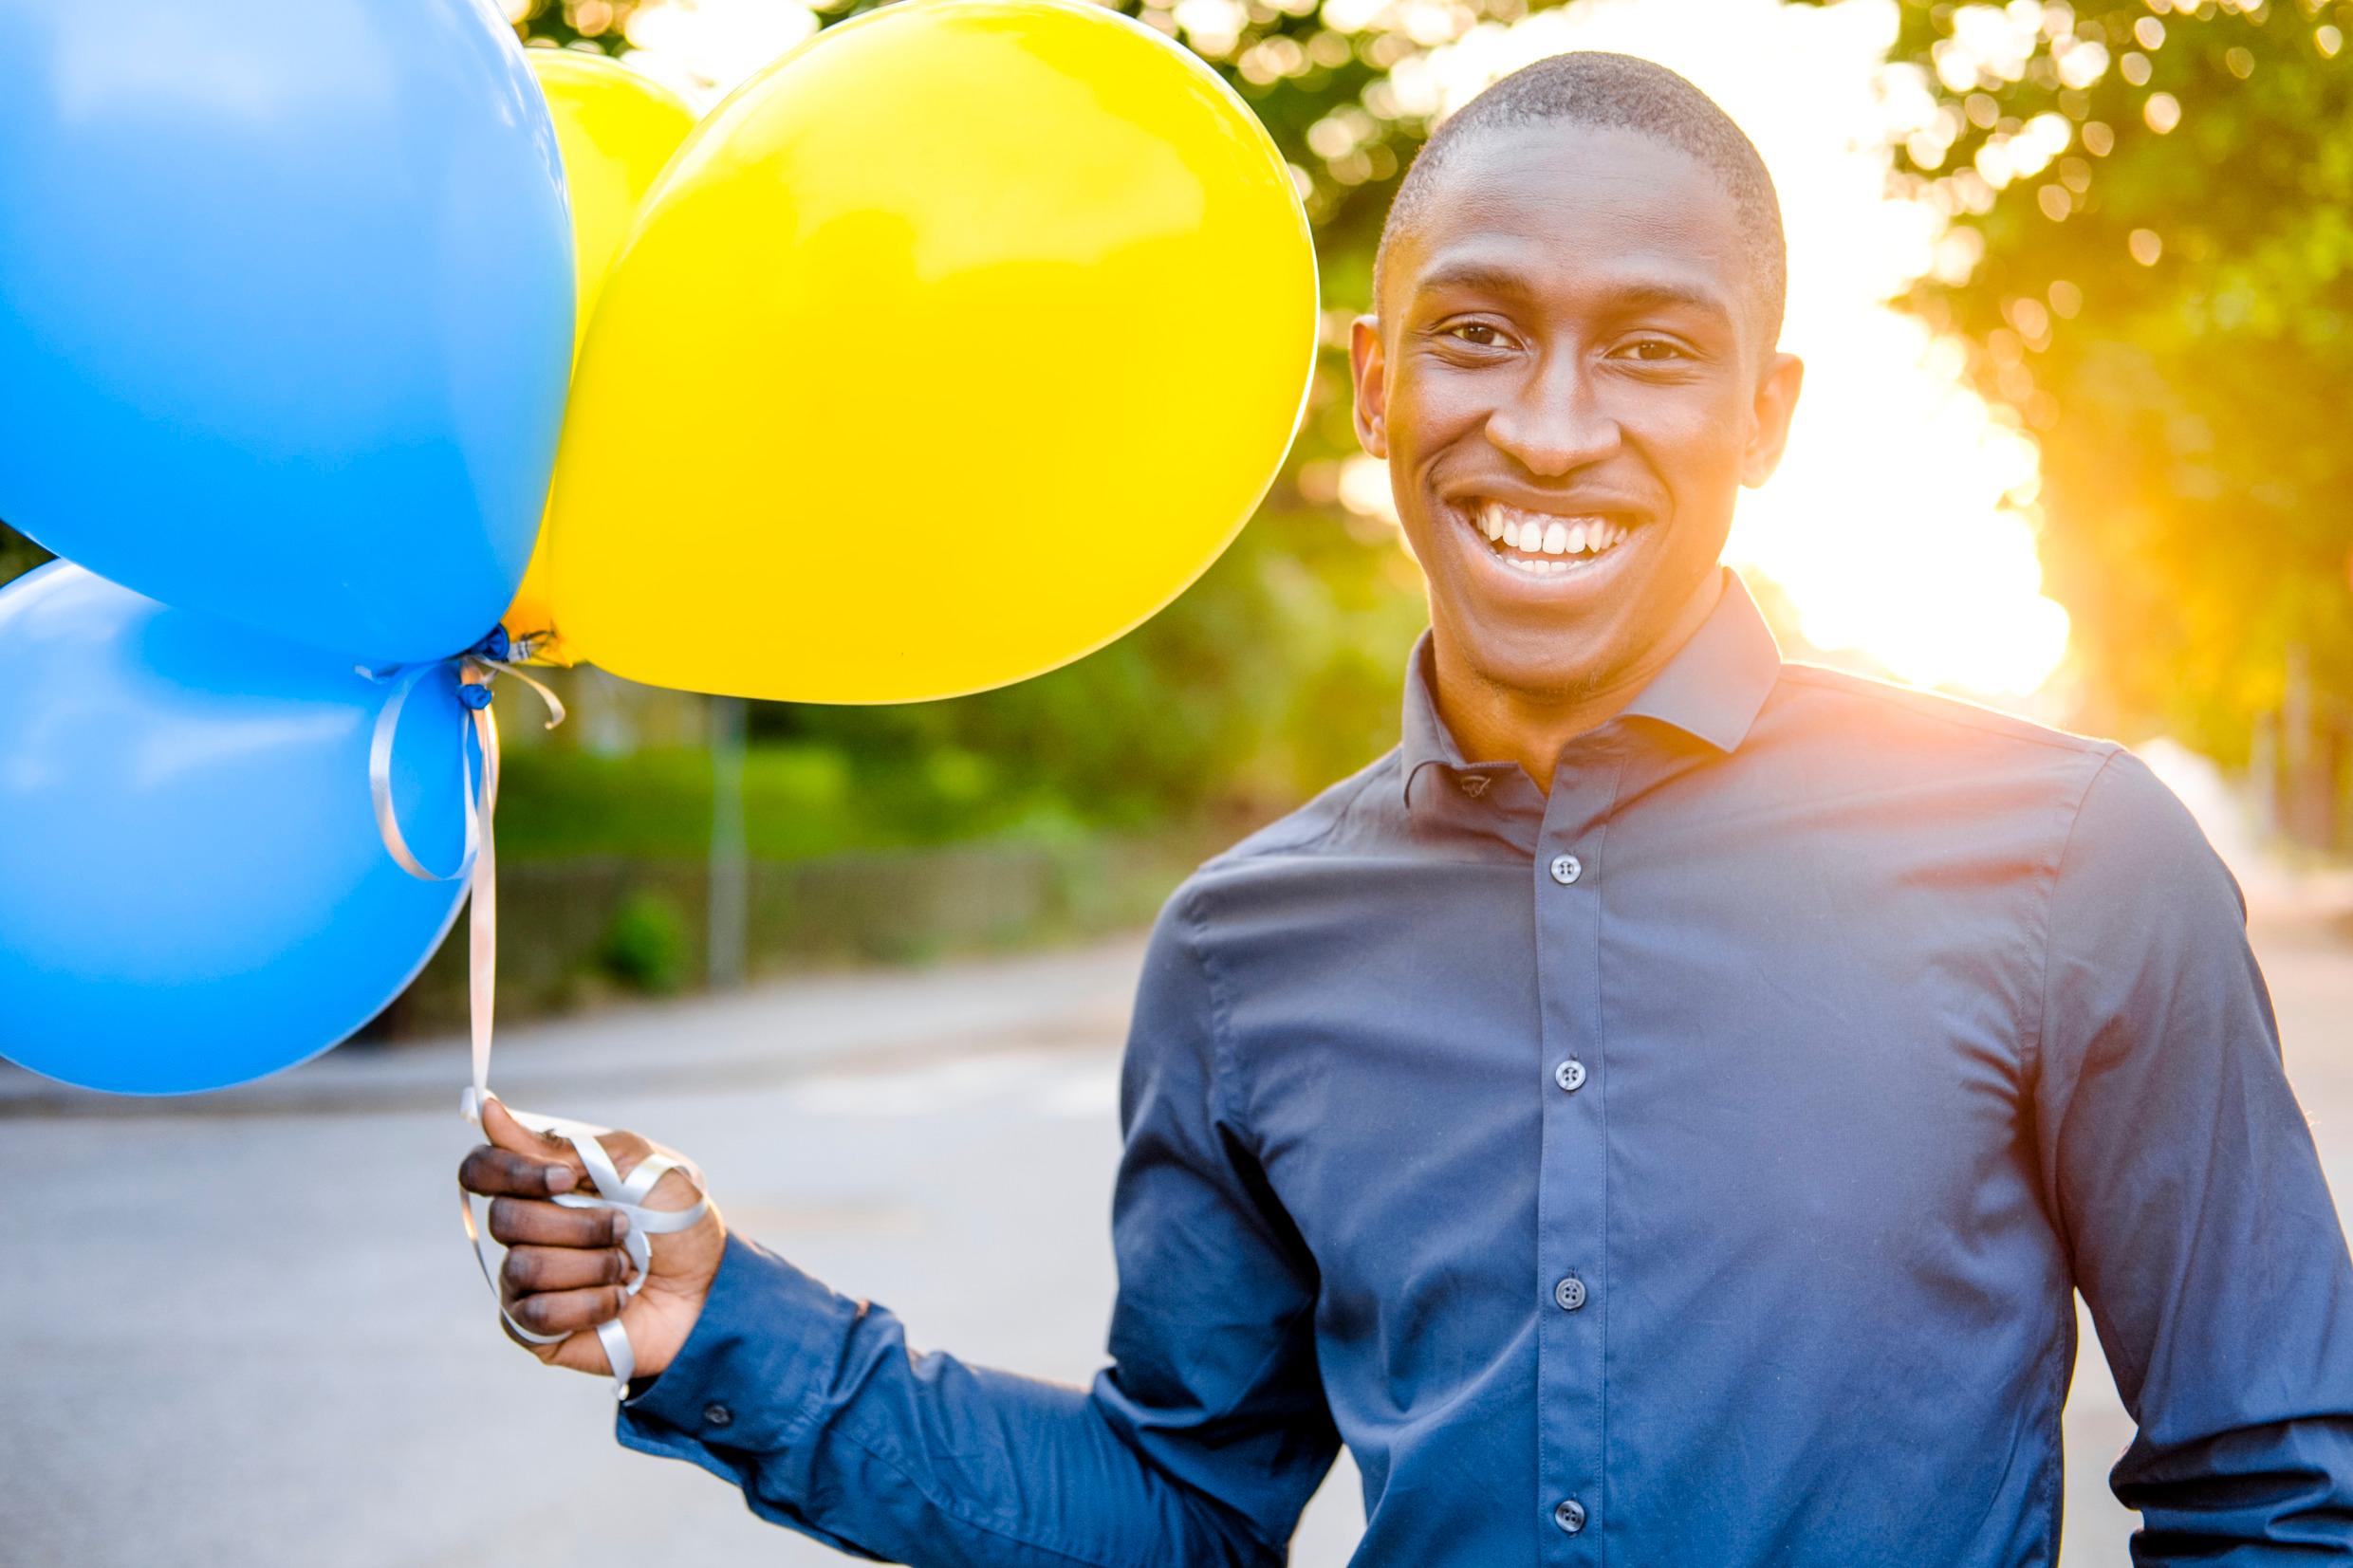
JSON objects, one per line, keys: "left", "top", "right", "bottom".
{"left": 460, "top": 53, "right": 2353, "bottom": 1564}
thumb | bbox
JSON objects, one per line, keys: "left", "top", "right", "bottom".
{"left": 479, "top": 1094, "right": 590, "bottom": 1187}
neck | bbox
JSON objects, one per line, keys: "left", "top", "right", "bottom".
{"left": 1430, "top": 570, "right": 1725, "bottom": 796}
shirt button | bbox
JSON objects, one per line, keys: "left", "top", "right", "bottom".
{"left": 702, "top": 1403, "right": 733, "bottom": 1429}
{"left": 1553, "top": 1497, "right": 1588, "bottom": 1534}
{"left": 1548, "top": 853, "right": 1583, "bottom": 885}
{"left": 1553, "top": 1058, "right": 1586, "bottom": 1093}
{"left": 1553, "top": 1274, "right": 1587, "bottom": 1312}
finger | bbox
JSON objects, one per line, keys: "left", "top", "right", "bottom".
{"left": 487, "top": 1196, "right": 630, "bottom": 1249}
{"left": 459, "top": 1144, "right": 579, "bottom": 1200}
{"left": 480, "top": 1096, "right": 592, "bottom": 1182}
{"left": 498, "top": 1315, "right": 575, "bottom": 1366}
{"left": 500, "top": 1315, "right": 553, "bottom": 1356}
{"left": 509, "top": 1283, "right": 631, "bottom": 1339}
{"left": 500, "top": 1244, "right": 633, "bottom": 1299}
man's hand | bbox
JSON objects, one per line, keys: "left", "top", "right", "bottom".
{"left": 457, "top": 1097, "right": 727, "bottom": 1382}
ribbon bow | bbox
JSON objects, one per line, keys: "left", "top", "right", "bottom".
{"left": 361, "top": 631, "right": 709, "bottom": 1397}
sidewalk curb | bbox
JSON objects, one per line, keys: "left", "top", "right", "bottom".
{"left": 0, "top": 934, "right": 1149, "bottom": 1120}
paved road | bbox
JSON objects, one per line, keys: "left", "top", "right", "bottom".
{"left": 6, "top": 921, "right": 2351, "bottom": 1567}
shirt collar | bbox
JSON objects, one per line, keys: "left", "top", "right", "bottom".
{"left": 1399, "top": 569, "right": 1783, "bottom": 807}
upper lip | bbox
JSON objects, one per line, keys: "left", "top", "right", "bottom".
{"left": 1445, "top": 487, "right": 1652, "bottom": 522}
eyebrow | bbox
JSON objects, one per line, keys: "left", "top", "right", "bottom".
{"left": 1411, "top": 261, "right": 1535, "bottom": 299}
{"left": 1410, "top": 263, "right": 1736, "bottom": 325}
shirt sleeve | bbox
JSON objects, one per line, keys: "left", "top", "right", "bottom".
{"left": 2034, "top": 748, "right": 2353, "bottom": 1560}
{"left": 613, "top": 889, "right": 1337, "bottom": 1566}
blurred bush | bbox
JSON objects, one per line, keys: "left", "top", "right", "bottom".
{"left": 0, "top": 526, "right": 50, "bottom": 585}
{"left": 363, "top": 818, "right": 1249, "bottom": 1034}
{"left": 597, "top": 889, "right": 690, "bottom": 993}
{"left": 481, "top": 504, "right": 1425, "bottom": 857}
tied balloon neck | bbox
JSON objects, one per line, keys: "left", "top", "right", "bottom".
{"left": 359, "top": 630, "right": 567, "bottom": 732}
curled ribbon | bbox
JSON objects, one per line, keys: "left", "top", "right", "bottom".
{"left": 361, "top": 632, "right": 709, "bottom": 1398}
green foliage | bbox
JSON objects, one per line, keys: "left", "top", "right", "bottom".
{"left": 733, "top": 507, "right": 1429, "bottom": 834}
{"left": 0, "top": 521, "right": 51, "bottom": 589}
{"left": 597, "top": 888, "right": 689, "bottom": 991}
{"left": 491, "top": 507, "right": 1424, "bottom": 861}
{"left": 499, "top": 737, "right": 1081, "bottom": 859}
{"left": 1892, "top": 0, "right": 2353, "bottom": 757}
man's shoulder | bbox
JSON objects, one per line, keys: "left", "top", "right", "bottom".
{"left": 1135, "top": 750, "right": 1400, "bottom": 971}
{"left": 1769, "top": 660, "right": 2116, "bottom": 767}
{"left": 1763, "top": 663, "right": 2225, "bottom": 889}
{"left": 1765, "top": 661, "right": 2134, "bottom": 824}
{"left": 1190, "top": 748, "right": 1405, "bottom": 882}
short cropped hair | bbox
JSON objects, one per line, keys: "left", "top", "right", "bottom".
{"left": 1375, "top": 52, "right": 1788, "bottom": 346}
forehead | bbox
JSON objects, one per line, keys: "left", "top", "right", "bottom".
{"left": 1387, "top": 120, "right": 1752, "bottom": 328}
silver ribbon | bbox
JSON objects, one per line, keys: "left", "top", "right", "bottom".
{"left": 362, "top": 649, "right": 707, "bottom": 1398}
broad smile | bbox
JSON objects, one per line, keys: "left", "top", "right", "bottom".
{"left": 1447, "top": 497, "right": 1646, "bottom": 590}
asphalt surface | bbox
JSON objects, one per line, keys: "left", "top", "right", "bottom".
{"left": 7, "top": 920, "right": 2351, "bottom": 1567}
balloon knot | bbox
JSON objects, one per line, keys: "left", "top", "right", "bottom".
{"left": 457, "top": 682, "right": 495, "bottom": 711}
{"left": 470, "top": 626, "right": 513, "bottom": 664}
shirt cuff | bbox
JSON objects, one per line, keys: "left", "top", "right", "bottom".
{"left": 615, "top": 1230, "right": 856, "bottom": 1464}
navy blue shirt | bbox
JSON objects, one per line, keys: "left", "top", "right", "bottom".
{"left": 619, "top": 574, "right": 2353, "bottom": 1564}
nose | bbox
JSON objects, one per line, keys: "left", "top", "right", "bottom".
{"left": 1483, "top": 352, "right": 1621, "bottom": 476}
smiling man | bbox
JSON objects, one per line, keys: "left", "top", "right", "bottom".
{"left": 460, "top": 53, "right": 2353, "bottom": 1565}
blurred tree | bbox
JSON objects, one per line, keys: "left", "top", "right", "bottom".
{"left": 1887, "top": 0, "right": 2353, "bottom": 839}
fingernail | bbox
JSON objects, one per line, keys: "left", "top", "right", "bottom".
{"left": 546, "top": 1166, "right": 575, "bottom": 1192}
{"left": 612, "top": 1212, "right": 631, "bottom": 1238}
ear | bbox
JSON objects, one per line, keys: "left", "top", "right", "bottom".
{"left": 1740, "top": 351, "right": 1805, "bottom": 489}
{"left": 1349, "top": 314, "right": 1389, "bottom": 459}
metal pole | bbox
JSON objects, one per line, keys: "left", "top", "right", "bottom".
{"left": 708, "top": 693, "right": 748, "bottom": 989}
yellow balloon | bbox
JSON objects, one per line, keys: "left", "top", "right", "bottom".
{"left": 539, "top": 0, "right": 1319, "bottom": 703}
{"left": 501, "top": 49, "right": 697, "bottom": 662}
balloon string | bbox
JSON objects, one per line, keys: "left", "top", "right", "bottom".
{"left": 360, "top": 646, "right": 705, "bottom": 1398}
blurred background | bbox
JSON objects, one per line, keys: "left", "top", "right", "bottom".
{"left": 6, "top": 1, "right": 2351, "bottom": 1564}
{"left": 4, "top": 0, "right": 2346, "bottom": 1016}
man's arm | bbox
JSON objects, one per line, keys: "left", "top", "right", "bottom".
{"left": 466, "top": 892, "right": 1338, "bottom": 1566}
{"left": 2034, "top": 749, "right": 2353, "bottom": 1560}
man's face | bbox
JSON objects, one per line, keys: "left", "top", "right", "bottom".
{"left": 1352, "top": 121, "right": 1803, "bottom": 703}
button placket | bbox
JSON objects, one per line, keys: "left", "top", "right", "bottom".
{"left": 1533, "top": 748, "right": 1621, "bottom": 1557}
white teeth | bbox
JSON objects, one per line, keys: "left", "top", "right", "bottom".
{"left": 1470, "top": 501, "right": 1636, "bottom": 572}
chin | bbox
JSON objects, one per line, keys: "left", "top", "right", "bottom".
{"left": 1449, "top": 624, "right": 1627, "bottom": 703}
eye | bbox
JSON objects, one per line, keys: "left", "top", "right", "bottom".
{"left": 1443, "top": 322, "right": 1507, "bottom": 347}
{"left": 1616, "top": 338, "right": 1688, "bottom": 362}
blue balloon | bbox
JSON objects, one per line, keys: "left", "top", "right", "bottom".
{"left": 0, "top": 1, "right": 573, "bottom": 666}
{"left": 0, "top": 563, "right": 480, "bottom": 1095}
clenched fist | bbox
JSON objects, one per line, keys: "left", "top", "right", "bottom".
{"left": 457, "top": 1097, "right": 727, "bottom": 1382}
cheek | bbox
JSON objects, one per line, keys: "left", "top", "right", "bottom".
{"left": 1390, "top": 369, "right": 1491, "bottom": 463}
{"left": 1622, "top": 386, "right": 1751, "bottom": 497}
